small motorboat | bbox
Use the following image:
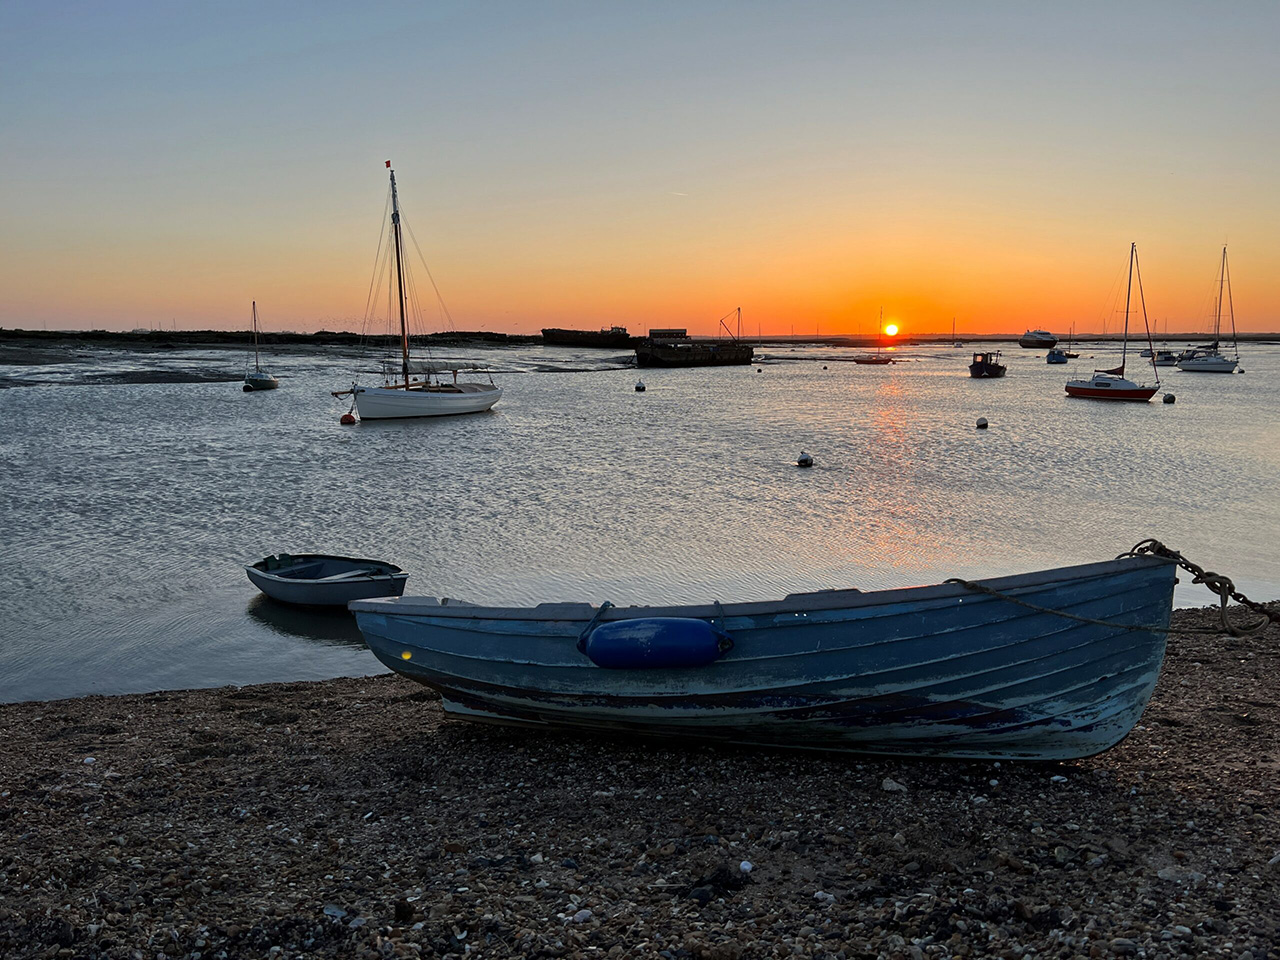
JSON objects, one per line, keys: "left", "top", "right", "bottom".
{"left": 969, "top": 351, "right": 1007, "bottom": 378}
{"left": 1152, "top": 349, "right": 1180, "bottom": 366}
{"left": 351, "top": 549, "right": 1178, "bottom": 760}
{"left": 1046, "top": 347, "right": 1069, "bottom": 364}
{"left": 245, "top": 554, "right": 408, "bottom": 607}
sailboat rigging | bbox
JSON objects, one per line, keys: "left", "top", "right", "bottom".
{"left": 1064, "top": 243, "right": 1159, "bottom": 401}
{"left": 1176, "top": 246, "right": 1241, "bottom": 373}
{"left": 243, "top": 301, "right": 279, "bottom": 391}
{"left": 333, "top": 162, "right": 501, "bottom": 419}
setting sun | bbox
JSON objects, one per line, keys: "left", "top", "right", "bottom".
{"left": 884, "top": 324, "right": 899, "bottom": 337}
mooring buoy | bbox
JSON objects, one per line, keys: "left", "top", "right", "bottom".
{"left": 635, "top": 380, "right": 646, "bottom": 392}
{"left": 797, "top": 451, "right": 814, "bottom": 468}
{"left": 1163, "top": 394, "right": 1176, "bottom": 404}
{"left": 976, "top": 417, "right": 989, "bottom": 429}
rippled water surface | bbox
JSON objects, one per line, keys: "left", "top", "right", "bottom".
{"left": 2, "top": 340, "right": 1277, "bottom": 702}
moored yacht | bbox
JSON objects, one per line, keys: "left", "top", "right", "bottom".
{"left": 1065, "top": 243, "right": 1160, "bottom": 402}
{"left": 1019, "top": 329, "right": 1058, "bottom": 348}
{"left": 1176, "top": 247, "right": 1241, "bottom": 374}
{"left": 333, "top": 162, "right": 501, "bottom": 419}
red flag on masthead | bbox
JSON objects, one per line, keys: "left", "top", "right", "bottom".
{"left": 385, "top": 160, "right": 391, "bottom": 168}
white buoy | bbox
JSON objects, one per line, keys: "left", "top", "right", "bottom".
{"left": 976, "top": 417, "right": 989, "bottom": 429}
{"left": 797, "top": 451, "right": 814, "bottom": 468}
{"left": 635, "top": 380, "right": 646, "bottom": 392}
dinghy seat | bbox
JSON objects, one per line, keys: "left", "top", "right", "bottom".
{"left": 315, "top": 570, "right": 373, "bottom": 581}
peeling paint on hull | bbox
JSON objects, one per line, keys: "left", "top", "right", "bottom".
{"left": 351, "top": 556, "right": 1176, "bottom": 760}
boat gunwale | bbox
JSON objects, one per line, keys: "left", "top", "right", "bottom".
{"left": 246, "top": 554, "right": 408, "bottom": 584}
{"left": 350, "top": 554, "right": 1173, "bottom": 621}
{"left": 361, "top": 586, "right": 1170, "bottom": 691}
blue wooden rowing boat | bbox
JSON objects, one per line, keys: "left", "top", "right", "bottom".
{"left": 350, "top": 554, "right": 1176, "bottom": 760}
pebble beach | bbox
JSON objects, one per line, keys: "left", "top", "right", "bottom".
{"left": 2, "top": 605, "right": 1277, "bottom": 960}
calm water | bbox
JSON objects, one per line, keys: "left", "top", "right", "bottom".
{"left": 2, "top": 340, "right": 1278, "bottom": 703}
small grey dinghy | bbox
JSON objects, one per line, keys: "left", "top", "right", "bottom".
{"left": 245, "top": 554, "right": 408, "bottom": 607}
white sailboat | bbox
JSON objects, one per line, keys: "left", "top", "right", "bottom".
{"left": 1177, "top": 246, "right": 1240, "bottom": 373}
{"left": 335, "top": 162, "right": 501, "bottom": 420}
{"left": 243, "top": 301, "right": 279, "bottom": 391}
{"left": 1065, "top": 243, "right": 1160, "bottom": 402}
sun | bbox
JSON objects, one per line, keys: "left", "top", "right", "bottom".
{"left": 884, "top": 323, "right": 899, "bottom": 337}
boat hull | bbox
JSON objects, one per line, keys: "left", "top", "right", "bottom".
{"left": 542, "top": 328, "right": 635, "bottom": 348}
{"left": 353, "top": 383, "right": 501, "bottom": 419}
{"left": 352, "top": 555, "right": 1176, "bottom": 760}
{"left": 635, "top": 342, "right": 754, "bottom": 367}
{"left": 1176, "top": 357, "right": 1237, "bottom": 373}
{"left": 1064, "top": 383, "right": 1158, "bottom": 401}
{"left": 244, "top": 373, "right": 279, "bottom": 390}
{"left": 1019, "top": 333, "right": 1058, "bottom": 349}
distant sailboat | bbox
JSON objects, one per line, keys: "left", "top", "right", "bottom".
{"left": 952, "top": 317, "right": 962, "bottom": 347}
{"left": 243, "top": 301, "right": 279, "bottom": 391}
{"left": 1063, "top": 325, "right": 1079, "bottom": 359}
{"left": 333, "top": 162, "right": 501, "bottom": 419}
{"left": 854, "top": 308, "right": 895, "bottom": 365}
{"left": 1177, "top": 247, "right": 1241, "bottom": 373}
{"left": 1065, "top": 243, "right": 1159, "bottom": 401}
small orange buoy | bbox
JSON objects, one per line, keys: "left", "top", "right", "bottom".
{"left": 340, "top": 413, "right": 357, "bottom": 425}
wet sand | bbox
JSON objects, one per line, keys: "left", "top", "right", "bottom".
{"left": 1, "top": 606, "right": 1277, "bottom": 959}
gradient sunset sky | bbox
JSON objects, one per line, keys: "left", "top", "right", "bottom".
{"left": 2, "top": 2, "right": 1278, "bottom": 336}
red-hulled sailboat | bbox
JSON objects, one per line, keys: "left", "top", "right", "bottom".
{"left": 1065, "top": 243, "right": 1160, "bottom": 402}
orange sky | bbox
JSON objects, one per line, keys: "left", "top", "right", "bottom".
{"left": 3, "top": 5, "right": 1278, "bottom": 336}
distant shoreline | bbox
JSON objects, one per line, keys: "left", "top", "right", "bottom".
{"left": 4, "top": 327, "right": 1278, "bottom": 351}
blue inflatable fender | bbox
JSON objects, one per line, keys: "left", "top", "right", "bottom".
{"left": 578, "top": 617, "right": 734, "bottom": 669}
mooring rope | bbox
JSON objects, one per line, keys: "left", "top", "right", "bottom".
{"left": 945, "top": 539, "right": 1278, "bottom": 639}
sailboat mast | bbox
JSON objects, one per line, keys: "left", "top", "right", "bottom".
{"left": 1223, "top": 246, "right": 1238, "bottom": 358}
{"left": 389, "top": 165, "right": 410, "bottom": 386}
{"left": 252, "top": 301, "right": 261, "bottom": 372}
{"left": 1121, "top": 242, "right": 1134, "bottom": 371}
{"left": 1216, "top": 245, "right": 1226, "bottom": 347}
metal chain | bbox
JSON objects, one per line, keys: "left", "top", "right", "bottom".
{"left": 944, "top": 539, "right": 1278, "bottom": 639}
{"left": 1120, "top": 539, "right": 1279, "bottom": 637}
